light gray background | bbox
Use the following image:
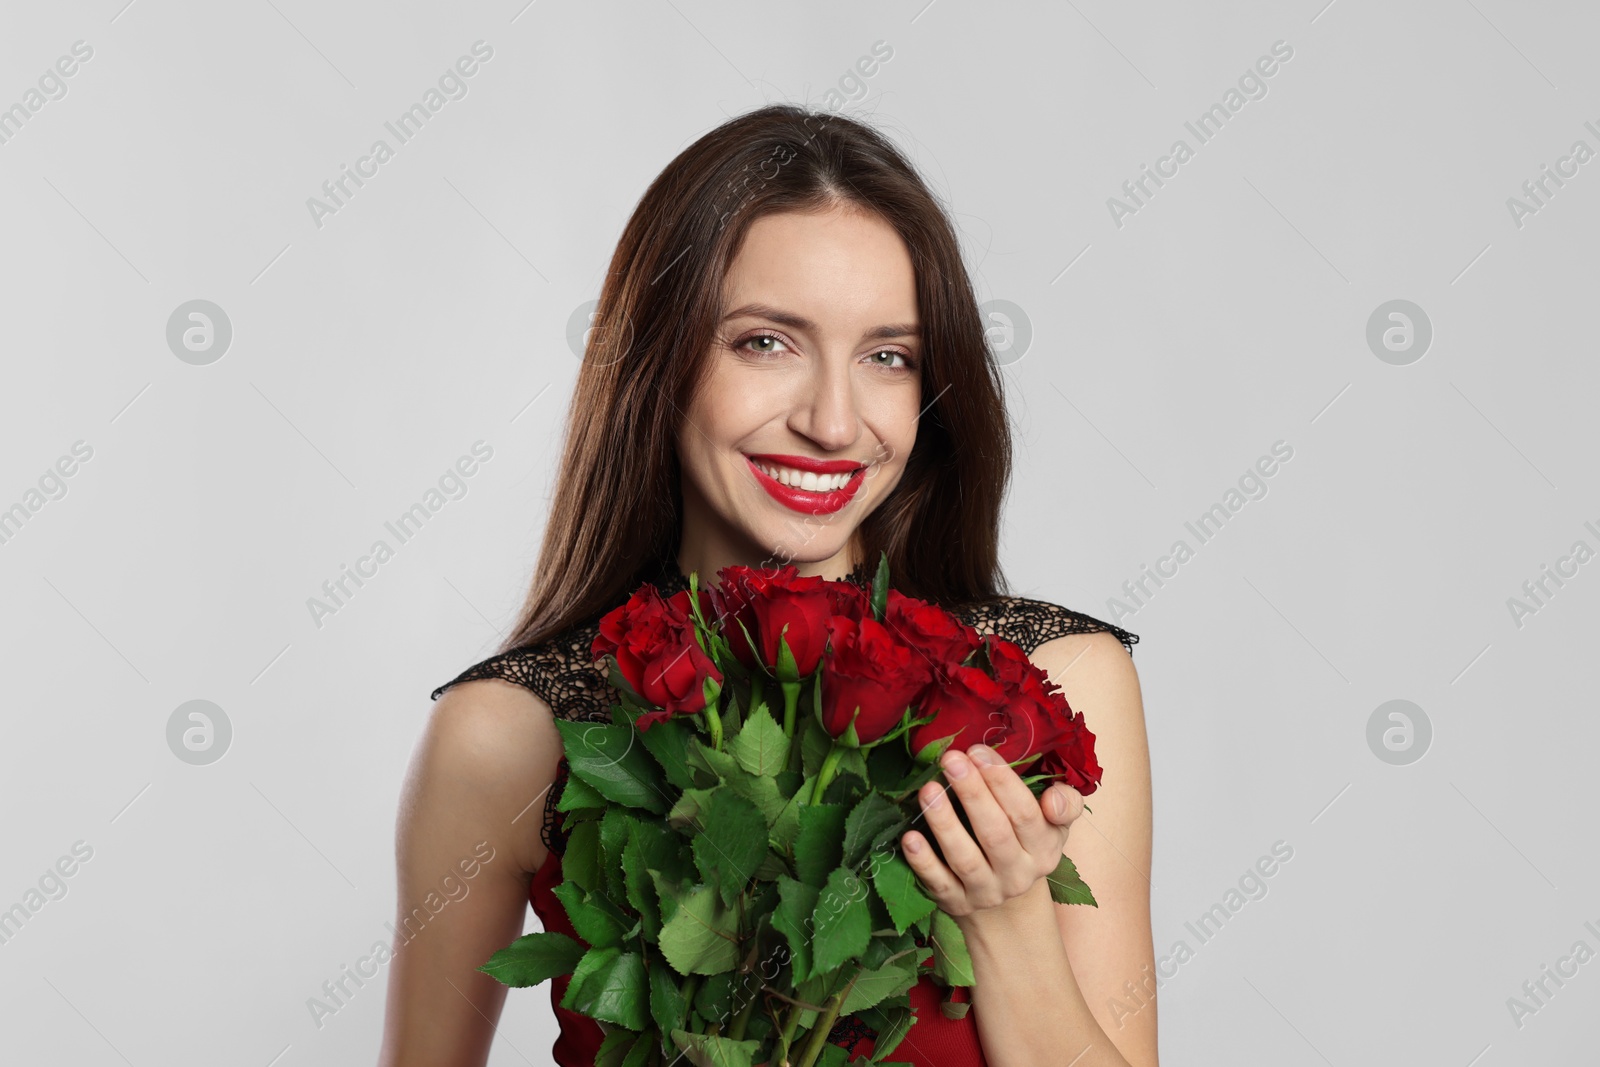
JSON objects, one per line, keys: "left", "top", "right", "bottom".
{"left": 2, "top": 0, "right": 1595, "bottom": 1064}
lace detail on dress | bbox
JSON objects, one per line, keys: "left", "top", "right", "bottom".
{"left": 430, "top": 561, "right": 1139, "bottom": 869}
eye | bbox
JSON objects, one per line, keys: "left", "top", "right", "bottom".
{"left": 735, "top": 331, "right": 791, "bottom": 357}
{"left": 865, "top": 348, "right": 918, "bottom": 373}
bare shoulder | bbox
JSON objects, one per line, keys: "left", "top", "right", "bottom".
{"left": 1031, "top": 627, "right": 1142, "bottom": 705}
{"left": 402, "top": 676, "right": 564, "bottom": 878}
{"left": 1027, "top": 627, "right": 1159, "bottom": 1066}
{"left": 381, "top": 677, "right": 564, "bottom": 1067}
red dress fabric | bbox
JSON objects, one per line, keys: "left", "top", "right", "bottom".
{"left": 527, "top": 839, "right": 988, "bottom": 1066}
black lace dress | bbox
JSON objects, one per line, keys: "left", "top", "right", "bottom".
{"left": 431, "top": 558, "right": 1138, "bottom": 1065}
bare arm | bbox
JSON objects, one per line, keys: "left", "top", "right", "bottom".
{"left": 378, "top": 678, "right": 563, "bottom": 1067}
{"left": 895, "top": 628, "right": 1157, "bottom": 1066}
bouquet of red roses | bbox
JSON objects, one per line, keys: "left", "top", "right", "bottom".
{"left": 480, "top": 554, "right": 1102, "bottom": 1067}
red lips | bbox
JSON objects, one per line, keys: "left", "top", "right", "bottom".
{"left": 744, "top": 454, "right": 867, "bottom": 515}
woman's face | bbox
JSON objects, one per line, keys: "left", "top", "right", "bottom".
{"left": 676, "top": 202, "right": 923, "bottom": 578}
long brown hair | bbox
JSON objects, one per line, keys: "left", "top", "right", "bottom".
{"left": 500, "top": 103, "right": 1014, "bottom": 653}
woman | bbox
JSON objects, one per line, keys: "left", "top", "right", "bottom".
{"left": 380, "top": 104, "right": 1157, "bottom": 1067}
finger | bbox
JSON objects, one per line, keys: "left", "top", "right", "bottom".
{"left": 942, "top": 747, "right": 1025, "bottom": 868}
{"left": 968, "top": 743, "right": 1063, "bottom": 862}
{"left": 1043, "top": 783, "right": 1086, "bottom": 827}
{"left": 900, "top": 828, "right": 963, "bottom": 907}
{"left": 915, "top": 770, "right": 993, "bottom": 895}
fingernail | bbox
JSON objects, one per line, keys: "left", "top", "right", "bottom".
{"left": 943, "top": 752, "right": 969, "bottom": 779}
{"left": 967, "top": 744, "right": 999, "bottom": 766}
{"left": 905, "top": 835, "right": 923, "bottom": 854}
{"left": 922, "top": 785, "right": 945, "bottom": 809}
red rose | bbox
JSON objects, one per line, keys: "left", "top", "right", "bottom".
{"left": 711, "top": 565, "right": 852, "bottom": 677}
{"left": 985, "top": 637, "right": 1102, "bottom": 795}
{"left": 884, "top": 591, "right": 980, "bottom": 668}
{"left": 591, "top": 584, "right": 722, "bottom": 729}
{"left": 1035, "top": 714, "right": 1102, "bottom": 797}
{"left": 818, "top": 615, "right": 933, "bottom": 745}
{"left": 906, "top": 663, "right": 1012, "bottom": 761}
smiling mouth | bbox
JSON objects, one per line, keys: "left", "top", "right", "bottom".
{"left": 745, "top": 457, "right": 868, "bottom": 493}
{"left": 742, "top": 454, "right": 870, "bottom": 515}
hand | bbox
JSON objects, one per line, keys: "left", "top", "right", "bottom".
{"left": 901, "top": 743, "right": 1084, "bottom": 918}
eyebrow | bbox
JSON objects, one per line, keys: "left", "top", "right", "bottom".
{"left": 722, "top": 302, "right": 920, "bottom": 341}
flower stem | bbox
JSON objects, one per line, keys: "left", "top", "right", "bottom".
{"left": 727, "top": 976, "right": 760, "bottom": 1040}
{"left": 704, "top": 702, "right": 724, "bottom": 751}
{"left": 809, "top": 741, "right": 844, "bottom": 805}
{"left": 792, "top": 965, "right": 861, "bottom": 1067}
{"left": 780, "top": 679, "right": 802, "bottom": 737}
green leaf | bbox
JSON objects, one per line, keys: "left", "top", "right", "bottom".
{"left": 692, "top": 970, "right": 733, "bottom": 1024}
{"left": 668, "top": 787, "right": 717, "bottom": 829}
{"left": 839, "top": 951, "right": 920, "bottom": 1016}
{"left": 771, "top": 789, "right": 805, "bottom": 852}
{"left": 822, "top": 770, "right": 868, "bottom": 807}
{"left": 870, "top": 849, "right": 936, "bottom": 933}
{"left": 842, "top": 792, "right": 904, "bottom": 869}
{"left": 773, "top": 875, "right": 819, "bottom": 984}
{"left": 639, "top": 716, "right": 700, "bottom": 789}
{"left": 871, "top": 550, "right": 889, "bottom": 620}
{"left": 555, "top": 720, "right": 669, "bottom": 814}
{"left": 596, "top": 1027, "right": 637, "bottom": 1067}
{"left": 647, "top": 948, "right": 689, "bottom": 1038}
{"left": 556, "top": 771, "right": 608, "bottom": 812}
{"left": 725, "top": 770, "right": 788, "bottom": 828}
{"left": 815, "top": 1045, "right": 850, "bottom": 1067}
{"left": 619, "top": 1031, "right": 655, "bottom": 1067}
{"left": 801, "top": 717, "right": 833, "bottom": 778}
{"left": 560, "top": 945, "right": 651, "bottom": 1030}
{"left": 476, "top": 930, "right": 586, "bottom": 986}
{"left": 564, "top": 819, "right": 602, "bottom": 892}
{"left": 929, "top": 910, "right": 974, "bottom": 986}
{"left": 552, "top": 880, "right": 632, "bottom": 950}
{"left": 691, "top": 738, "right": 747, "bottom": 783}
{"left": 599, "top": 806, "right": 634, "bottom": 903}
{"left": 861, "top": 1002, "right": 915, "bottom": 1062}
{"left": 811, "top": 866, "right": 872, "bottom": 974}
{"left": 622, "top": 823, "right": 663, "bottom": 940}
{"left": 835, "top": 744, "right": 870, "bottom": 782}
{"left": 637, "top": 818, "right": 695, "bottom": 882}
{"left": 729, "top": 706, "right": 790, "bottom": 777}
{"left": 793, "top": 803, "right": 847, "bottom": 885}
{"left": 691, "top": 788, "right": 769, "bottom": 907}
{"left": 1046, "top": 852, "right": 1098, "bottom": 907}
{"left": 668, "top": 1029, "right": 762, "bottom": 1067}
{"left": 657, "top": 884, "right": 741, "bottom": 975}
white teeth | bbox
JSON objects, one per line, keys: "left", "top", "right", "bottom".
{"left": 753, "top": 460, "right": 857, "bottom": 493}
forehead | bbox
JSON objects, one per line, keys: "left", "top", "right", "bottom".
{"left": 721, "top": 206, "right": 918, "bottom": 326}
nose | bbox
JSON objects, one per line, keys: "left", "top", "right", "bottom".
{"left": 788, "top": 351, "right": 861, "bottom": 452}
